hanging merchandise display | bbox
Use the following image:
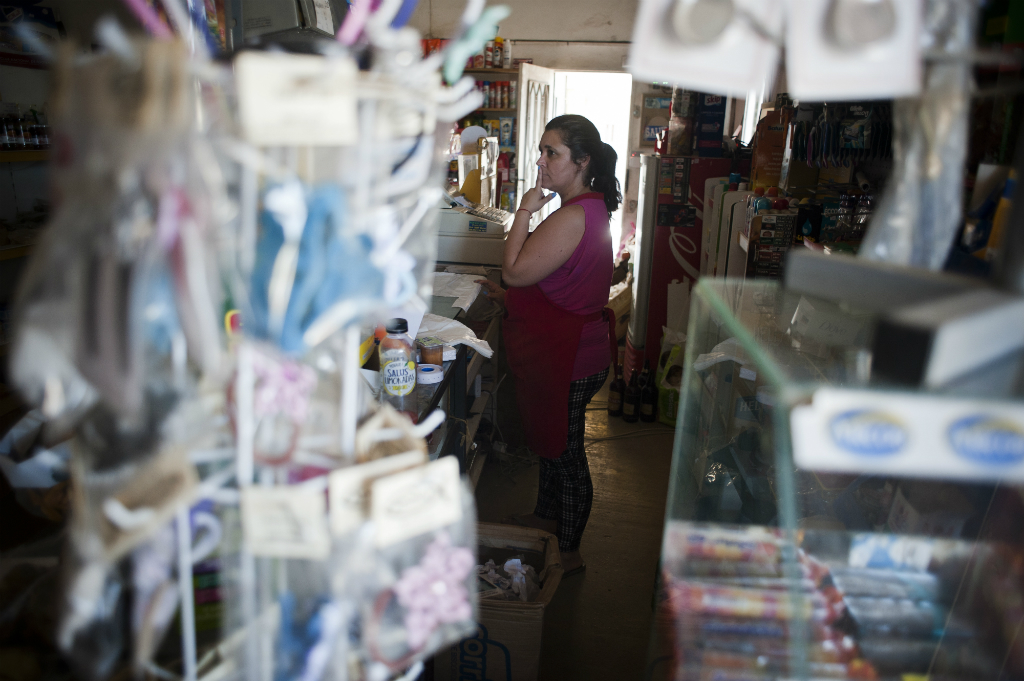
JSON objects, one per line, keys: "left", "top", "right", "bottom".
{"left": 0, "top": 0, "right": 513, "bottom": 675}
{"left": 628, "top": 0, "right": 784, "bottom": 96}
{"left": 8, "top": 36, "right": 223, "bottom": 681}
{"left": 785, "top": 0, "right": 923, "bottom": 101}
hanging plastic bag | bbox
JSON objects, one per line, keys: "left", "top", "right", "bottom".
{"left": 11, "top": 39, "right": 224, "bottom": 425}
{"left": 858, "top": 0, "right": 975, "bottom": 270}
{"left": 656, "top": 327, "right": 688, "bottom": 427}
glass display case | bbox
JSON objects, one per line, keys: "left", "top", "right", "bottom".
{"left": 657, "top": 278, "right": 1024, "bottom": 681}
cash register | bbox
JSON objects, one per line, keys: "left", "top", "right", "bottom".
{"left": 436, "top": 189, "right": 514, "bottom": 266}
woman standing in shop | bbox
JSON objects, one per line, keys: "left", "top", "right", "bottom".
{"left": 477, "top": 114, "right": 620, "bottom": 576}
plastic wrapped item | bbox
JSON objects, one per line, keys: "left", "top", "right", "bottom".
{"left": 247, "top": 181, "right": 416, "bottom": 356}
{"left": 0, "top": 410, "right": 71, "bottom": 521}
{"left": 227, "top": 457, "right": 476, "bottom": 680}
{"left": 656, "top": 326, "right": 687, "bottom": 427}
{"left": 503, "top": 558, "right": 538, "bottom": 602}
{"left": 859, "top": 0, "right": 975, "bottom": 270}
{"left": 415, "top": 313, "right": 493, "bottom": 357}
{"left": 11, "top": 39, "right": 224, "bottom": 426}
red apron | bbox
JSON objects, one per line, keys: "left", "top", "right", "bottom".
{"left": 504, "top": 284, "right": 617, "bottom": 459}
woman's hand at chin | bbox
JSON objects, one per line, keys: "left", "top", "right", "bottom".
{"left": 519, "top": 167, "right": 556, "bottom": 215}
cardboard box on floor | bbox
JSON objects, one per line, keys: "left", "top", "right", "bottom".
{"left": 434, "top": 522, "right": 564, "bottom": 681}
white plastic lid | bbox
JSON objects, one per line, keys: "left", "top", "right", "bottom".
{"left": 417, "top": 364, "right": 444, "bottom": 384}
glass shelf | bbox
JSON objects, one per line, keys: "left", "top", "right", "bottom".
{"left": 656, "top": 277, "right": 1024, "bottom": 681}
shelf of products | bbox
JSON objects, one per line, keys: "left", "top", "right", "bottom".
{"left": 464, "top": 67, "right": 519, "bottom": 76}
{"left": 656, "top": 278, "right": 1024, "bottom": 681}
{"left": 0, "top": 150, "right": 48, "bottom": 163}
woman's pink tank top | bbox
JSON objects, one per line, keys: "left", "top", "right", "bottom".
{"left": 537, "top": 192, "right": 613, "bottom": 380}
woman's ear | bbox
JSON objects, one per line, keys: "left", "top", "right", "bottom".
{"left": 576, "top": 155, "right": 590, "bottom": 177}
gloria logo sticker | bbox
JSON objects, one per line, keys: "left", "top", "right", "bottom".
{"left": 830, "top": 410, "right": 907, "bottom": 456}
{"left": 948, "top": 416, "right": 1024, "bottom": 466}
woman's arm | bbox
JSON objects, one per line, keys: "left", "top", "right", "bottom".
{"left": 502, "top": 168, "right": 585, "bottom": 287}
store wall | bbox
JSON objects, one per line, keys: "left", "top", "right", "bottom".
{"left": 408, "top": 0, "right": 635, "bottom": 71}
{"left": 408, "top": 0, "right": 637, "bottom": 42}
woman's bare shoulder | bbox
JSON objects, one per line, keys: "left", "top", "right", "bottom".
{"left": 539, "top": 203, "right": 586, "bottom": 231}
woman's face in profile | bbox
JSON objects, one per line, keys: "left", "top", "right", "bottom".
{"left": 537, "top": 130, "right": 586, "bottom": 194}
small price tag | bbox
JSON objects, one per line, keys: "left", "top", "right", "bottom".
{"left": 371, "top": 456, "right": 462, "bottom": 547}
{"left": 241, "top": 486, "right": 330, "bottom": 560}
{"left": 312, "top": 0, "right": 335, "bottom": 34}
{"left": 328, "top": 450, "right": 426, "bottom": 536}
{"left": 235, "top": 52, "right": 357, "bottom": 146}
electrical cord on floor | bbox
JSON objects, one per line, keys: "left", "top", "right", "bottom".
{"left": 584, "top": 428, "right": 673, "bottom": 451}
{"left": 585, "top": 428, "right": 672, "bottom": 442}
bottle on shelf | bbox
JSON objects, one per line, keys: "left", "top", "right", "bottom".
{"left": 379, "top": 318, "right": 418, "bottom": 422}
{"left": 640, "top": 368, "right": 658, "bottom": 423}
{"left": 622, "top": 370, "right": 641, "bottom": 423}
{"left": 607, "top": 364, "right": 625, "bottom": 417}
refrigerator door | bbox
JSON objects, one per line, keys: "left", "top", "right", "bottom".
{"left": 628, "top": 154, "right": 660, "bottom": 350}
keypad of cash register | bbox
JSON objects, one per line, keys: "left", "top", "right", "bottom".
{"left": 466, "top": 205, "right": 513, "bottom": 226}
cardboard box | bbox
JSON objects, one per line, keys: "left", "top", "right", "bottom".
{"left": 434, "top": 523, "right": 564, "bottom": 681}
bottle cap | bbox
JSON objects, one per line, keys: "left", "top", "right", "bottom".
{"left": 738, "top": 182, "right": 749, "bottom": 190}
{"left": 766, "top": 187, "right": 779, "bottom": 197}
{"left": 754, "top": 187, "right": 765, "bottom": 196}
{"left": 729, "top": 172, "right": 742, "bottom": 184}
{"left": 385, "top": 318, "right": 408, "bottom": 334}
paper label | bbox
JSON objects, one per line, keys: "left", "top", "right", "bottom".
{"left": 328, "top": 450, "right": 426, "bottom": 536}
{"left": 371, "top": 456, "right": 462, "bottom": 547}
{"left": 848, "top": 533, "right": 933, "bottom": 571}
{"left": 791, "top": 387, "right": 1024, "bottom": 483}
{"left": 241, "top": 486, "right": 330, "bottom": 560}
{"left": 381, "top": 349, "right": 416, "bottom": 396}
{"left": 235, "top": 52, "right": 357, "bottom": 146}
{"left": 789, "top": 296, "right": 865, "bottom": 347}
{"left": 312, "top": 0, "right": 334, "bottom": 34}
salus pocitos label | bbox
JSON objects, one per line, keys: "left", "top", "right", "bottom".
{"left": 381, "top": 350, "right": 416, "bottom": 396}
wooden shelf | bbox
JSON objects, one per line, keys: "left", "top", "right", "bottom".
{"left": 465, "top": 67, "right": 519, "bottom": 76}
{"left": 0, "top": 150, "right": 48, "bottom": 163}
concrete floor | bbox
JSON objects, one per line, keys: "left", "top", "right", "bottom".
{"left": 474, "top": 373, "right": 676, "bottom": 680}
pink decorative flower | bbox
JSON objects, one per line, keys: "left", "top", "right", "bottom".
{"left": 393, "top": 532, "right": 474, "bottom": 650}
{"left": 251, "top": 350, "right": 317, "bottom": 423}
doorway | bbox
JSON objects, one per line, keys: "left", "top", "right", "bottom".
{"left": 553, "top": 71, "right": 633, "bottom": 249}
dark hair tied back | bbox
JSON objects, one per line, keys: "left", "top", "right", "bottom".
{"left": 545, "top": 114, "right": 622, "bottom": 216}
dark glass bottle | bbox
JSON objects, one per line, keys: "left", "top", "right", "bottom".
{"left": 9, "top": 112, "right": 25, "bottom": 148}
{"left": 622, "top": 370, "right": 641, "bottom": 423}
{"left": 1, "top": 114, "right": 15, "bottom": 151}
{"left": 640, "top": 371, "right": 658, "bottom": 423}
{"left": 638, "top": 359, "right": 651, "bottom": 389}
{"left": 607, "top": 364, "right": 625, "bottom": 417}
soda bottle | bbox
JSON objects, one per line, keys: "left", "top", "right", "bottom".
{"left": 607, "top": 364, "right": 625, "bottom": 417}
